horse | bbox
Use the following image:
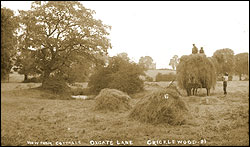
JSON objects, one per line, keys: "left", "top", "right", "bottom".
{"left": 186, "top": 79, "right": 210, "bottom": 96}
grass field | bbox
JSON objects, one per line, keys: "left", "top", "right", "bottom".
{"left": 1, "top": 79, "right": 249, "bottom": 146}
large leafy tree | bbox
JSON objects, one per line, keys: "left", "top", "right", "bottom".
{"left": 18, "top": 1, "right": 111, "bottom": 85}
{"left": 138, "top": 56, "right": 156, "bottom": 70}
{"left": 212, "top": 48, "right": 235, "bottom": 75}
{"left": 234, "top": 53, "right": 249, "bottom": 80}
{"left": 1, "top": 7, "right": 18, "bottom": 80}
{"left": 169, "top": 55, "right": 179, "bottom": 70}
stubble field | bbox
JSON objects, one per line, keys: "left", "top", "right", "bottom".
{"left": 1, "top": 78, "right": 249, "bottom": 146}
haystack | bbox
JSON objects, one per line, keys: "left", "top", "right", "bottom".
{"left": 129, "top": 87, "right": 189, "bottom": 125}
{"left": 94, "top": 88, "right": 131, "bottom": 112}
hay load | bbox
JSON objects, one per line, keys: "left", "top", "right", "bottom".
{"left": 94, "top": 88, "right": 131, "bottom": 112}
{"left": 177, "top": 53, "right": 217, "bottom": 96}
{"left": 129, "top": 87, "right": 189, "bottom": 125}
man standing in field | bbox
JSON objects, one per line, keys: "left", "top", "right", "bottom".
{"left": 223, "top": 72, "right": 229, "bottom": 95}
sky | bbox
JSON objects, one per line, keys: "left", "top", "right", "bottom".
{"left": 1, "top": 1, "right": 249, "bottom": 69}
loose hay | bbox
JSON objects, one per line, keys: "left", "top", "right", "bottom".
{"left": 94, "top": 88, "right": 131, "bottom": 112}
{"left": 129, "top": 87, "right": 190, "bottom": 125}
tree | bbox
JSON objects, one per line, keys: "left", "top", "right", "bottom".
{"left": 169, "top": 55, "right": 179, "bottom": 70}
{"left": 138, "top": 56, "right": 156, "bottom": 70}
{"left": 234, "top": 53, "right": 249, "bottom": 80}
{"left": 1, "top": 7, "right": 18, "bottom": 80}
{"left": 17, "top": 1, "right": 111, "bottom": 86}
{"left": 177, "top": 54, "right": 216, "bottom": 96}
{"left": 88, "top": 55, "right": 145, "bottom": 94}
{"left": 212, "top": 48, "right": 235, "bottom": 75}
{"left": 117, "top": 52, "right": 130, "bottom": 62}
{"left": 14, "top": 49, "right": 39, "bottom": 81}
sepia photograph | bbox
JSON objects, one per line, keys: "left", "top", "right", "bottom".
{"left": 1, "top": 1, "right": 249, "bottom": 146}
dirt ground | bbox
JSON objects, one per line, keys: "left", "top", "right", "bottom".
{"left": 1, "top": 80, "right": 249, "bottom": 146}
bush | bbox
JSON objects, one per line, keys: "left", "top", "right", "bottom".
{"left": 156, "top": 73, "right": 176, "bottom": 82}
{"left": 42, "top": 76, "right": 70, "bottom": 94}
{"left": 88, "top": 67, "right": 112, "bottom": 94}
{"left": 108, "top": 71, "right": 144, "bottom": 94}
{"left": 88, "top": 56, "right": 145, "bottom": 94}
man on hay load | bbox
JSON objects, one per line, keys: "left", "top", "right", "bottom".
{"left": 192, "top": 44, "right": 198, "bottom": 54}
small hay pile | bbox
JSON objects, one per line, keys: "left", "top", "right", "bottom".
{"left": 94, "top": 88, "right": 131, "bottom": 112}
{"left": 129, "top": 87, "right": 190, "bottom": 125}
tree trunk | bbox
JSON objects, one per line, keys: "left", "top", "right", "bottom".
{"left": 239, "top": 74, "right": 242, "bottom": 81}
{"left": 206, "top": 88, "right": 210, "bottom": 96}
{"left": 42, "top": 70, "right": 51, "bottom": 87}
{"left": 7, "top": 74, "right": 10, "bottom": 83}
{"left": 24, "top": 74, "right": 28, "bottom": 81}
